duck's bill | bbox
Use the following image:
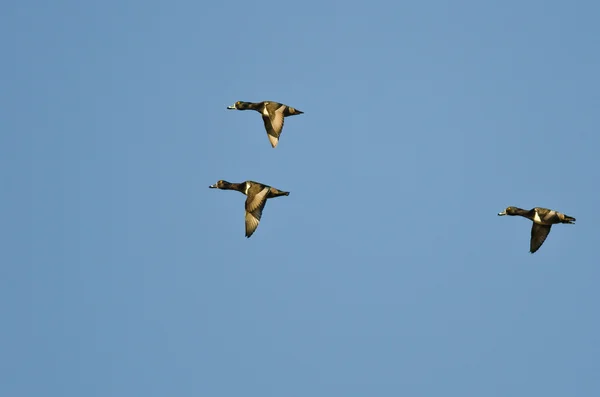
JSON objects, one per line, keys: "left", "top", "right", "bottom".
{"left": 209, "top": 184, "right": 217, "bottom": 188}
{"left": 226, "top": 104, "right": 236, "bottom": 109}
{"left": 498, "top": 210, "right": 507, "bottom": 216}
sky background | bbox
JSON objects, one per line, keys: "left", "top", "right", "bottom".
{"left": 2, "top": 1, "right": 599, "bottom": 396}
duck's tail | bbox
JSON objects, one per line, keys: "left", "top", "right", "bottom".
{"left": 562, "top": 214, "right": 576, "bottom": 224}
{"left": 269, "top": 188, "right": 290, "bottom": 198}
{"left": 285, "top": 107, "right": 303, "bottom": 116}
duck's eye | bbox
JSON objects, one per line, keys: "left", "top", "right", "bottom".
{"left": 236, "top": 101, "right": 241, "bottom": 105}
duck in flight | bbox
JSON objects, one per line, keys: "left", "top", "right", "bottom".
{"left": 209, "top": 180, "right": 290, "bottom": 238}
{"left": 227, "top": 101, "right": 303, "bottom": 148}
{"left": 498, "top": 206, "right": 575, "bottom": 253}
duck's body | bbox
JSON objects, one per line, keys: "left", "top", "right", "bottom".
{"left": 498, "top": 206, "right": 575, "bottom": 253}
{"left": 227, "top": 101, "right": 303, "bottom": 148}
{"left": 209, "top": 180, "right": 289, "bottom": 237}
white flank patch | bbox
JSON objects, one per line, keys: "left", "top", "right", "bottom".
{"left": 533, "top": 210, "right": 542, "bottom": 223}
{"left": 262, "top": 102, "right": 270, "bottom": 117}
{"left": 245, "top": 182, "right": 251, "bottom": 195}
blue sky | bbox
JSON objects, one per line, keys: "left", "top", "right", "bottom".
{"left": 2, "top": 0, "right": 599, "bottom": 396}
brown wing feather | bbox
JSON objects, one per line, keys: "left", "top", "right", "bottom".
{"left": 244, "top": 187, "right": 270, "bottom": 237}
{"left": 262, "top": 106, "right": 286, "bottom": 148}
{"left": 530, "top": 223, "right": 552, "bottom": 253}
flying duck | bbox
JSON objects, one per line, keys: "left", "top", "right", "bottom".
{"left": 227, "top": 101, "right": 303, "bottom": 148}
{"left": 498, "top": 206, "right": 575, "bottom": 253}
{"left": 209, "top": 180, "right": 290, "bottom": 237}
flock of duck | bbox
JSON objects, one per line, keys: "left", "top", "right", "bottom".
{"left": 210, "top": 100, "right": 575, "bottom": 254}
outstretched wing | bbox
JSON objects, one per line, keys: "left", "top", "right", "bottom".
{"left": 244, "top": 187, "right": 270, "bottom": 237}
{"left": 262, "top": 106, "right": 286, "bottom": 148}
{"left": 530, "top": 223, "right": 552, "bottom": 253}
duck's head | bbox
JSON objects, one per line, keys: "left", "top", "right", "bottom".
{"left": 209, "top": 180, "right": 229, "bottom": 189}
{"left": 498, "top": 206, "right": 518, "bottom": 216}
{"left": 227, "top": 101, "right": 243, "bottom": 110}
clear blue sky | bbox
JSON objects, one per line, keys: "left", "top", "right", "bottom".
{"left": 2, "top": 1, "right": 599, "bottom": 396}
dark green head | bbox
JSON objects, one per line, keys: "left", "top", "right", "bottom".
{"left": 227, "top": 101, "right": 252, "bottom": 110}
{"left": 498, "top": 206, "right": 519, "bottom": 216}
{"left": 209, "top": 180, "right": 230, "bottom": 189}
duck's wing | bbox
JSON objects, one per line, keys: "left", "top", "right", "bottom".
{"left": 244, "top": 186, "right": 270, "bottom": 237}
{"left": 262, "top": 105, "right": 286, "bottom": 148}
{"left": 530, "top": 223, "right": 552, "bottom": 253}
